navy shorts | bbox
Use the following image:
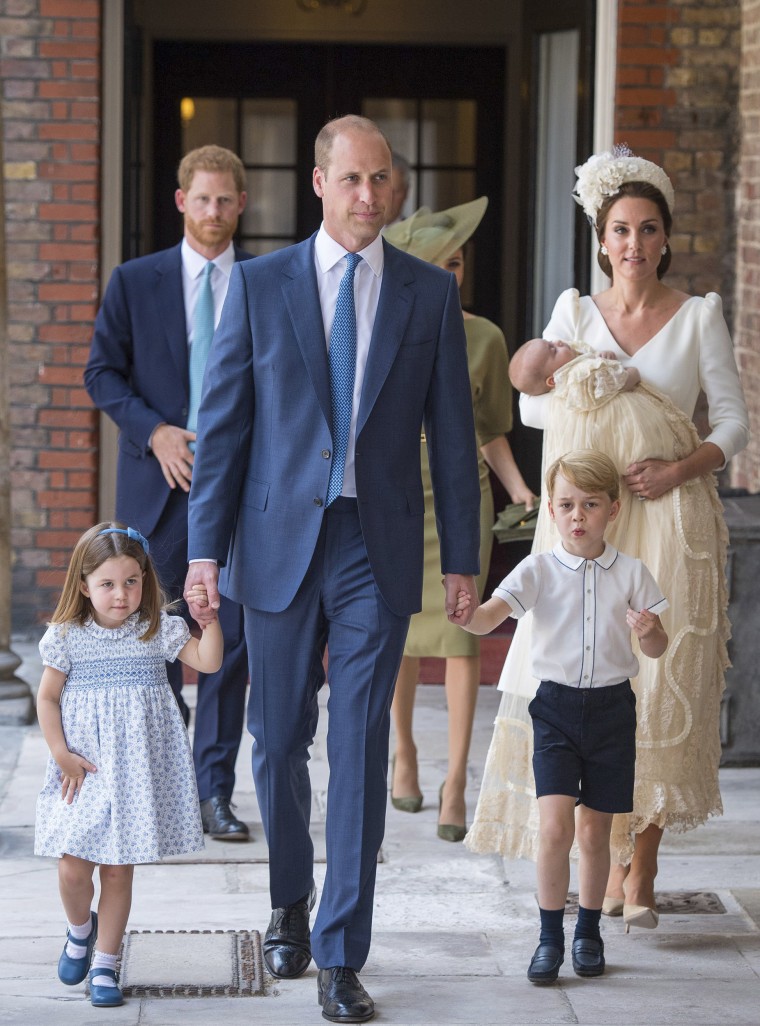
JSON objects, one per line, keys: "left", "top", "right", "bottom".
{"left": 528, "top": 679, "right": 637, "bottom": 814}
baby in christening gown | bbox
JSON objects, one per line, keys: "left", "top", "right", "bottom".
{"left": 465, "top": 338, "right": 729, "bottom": 864}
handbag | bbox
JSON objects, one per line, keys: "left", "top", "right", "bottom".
{"left": 492, "top": 502, "right": 539, "bottom": 543}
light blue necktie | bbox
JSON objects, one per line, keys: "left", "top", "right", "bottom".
{"left": 326, "top": 252, "right": 361, "bottom": 506}
{"left": 187, "top": 261, "right": 215, "bottom": 446}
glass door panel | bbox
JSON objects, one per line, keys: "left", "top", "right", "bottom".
{"left": 179, "top": 95, "right": 298, "bottom": 254}
{"left": 532, "top": 29, "right": 580, "bottom": 333}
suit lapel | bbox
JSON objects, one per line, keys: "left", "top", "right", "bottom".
{"left": 154, "top": 244, "right": 189, "bottom": 392}
{"left": 357, "top": 240, "right": 415, "bottom": 434}
{"left": 281, "top": 236, "right": 332, "bottom": 429}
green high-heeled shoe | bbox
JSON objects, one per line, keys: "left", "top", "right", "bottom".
{"left": 390, "top": 754, "right": 423, "bottom": 813}
{"left": 437, "top": 781, "right": 466, "bottom": 842}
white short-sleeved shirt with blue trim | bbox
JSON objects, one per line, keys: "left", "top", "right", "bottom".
{"left": 493, "top": 542, "right": 668, "bottom": 688}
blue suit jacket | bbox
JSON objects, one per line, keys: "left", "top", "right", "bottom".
{"left": 84, "top": 243, "right": 253, "bottom": 536}
{"left": 188, "top": 235, "right": 481, "bottom": 617}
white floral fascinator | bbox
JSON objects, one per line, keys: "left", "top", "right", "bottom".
{"left": 573, "top": 144, "right": 675, "bottom": 226}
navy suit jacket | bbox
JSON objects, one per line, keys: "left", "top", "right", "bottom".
{"left": 187, "top": 234, "right": 481, "bottom": 618}
{"left": 84, "top": 243, "right": 253, "bottom": 536}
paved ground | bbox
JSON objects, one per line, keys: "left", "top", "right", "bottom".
{"left": 0, "top": 638, "right": 759, "bottom": 1025}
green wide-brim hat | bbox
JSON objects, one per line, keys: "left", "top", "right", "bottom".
{"left": 384, "top": 196, "right": 488, "bottom": 265}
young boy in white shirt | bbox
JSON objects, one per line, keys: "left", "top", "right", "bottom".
{"left": 458, "top": 449, "right": 668, "bottom": 983}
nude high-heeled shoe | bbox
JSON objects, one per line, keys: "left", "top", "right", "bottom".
{"left": 623, "top": 903, "right": 659, "bottom": 933}
{"left": 601, "top": 896, "right": 624, "bottom": 917}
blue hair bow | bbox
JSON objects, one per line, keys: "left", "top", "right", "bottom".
{"left": 98, "top": 526, "right": 150, "bottom": 555}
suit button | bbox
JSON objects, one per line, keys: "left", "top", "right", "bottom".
{"left": 313, "top": 497, "right": 323, "bottom": 507}
{"left": 181, "top": 407, "right": 188, "bottom": 416}
{"left": 321, "top": 449, "right": 331, "bottom": 459}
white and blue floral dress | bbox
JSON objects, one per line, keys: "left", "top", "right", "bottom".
{"left": 34, "top": 611, "right": 204, "bottom": 864}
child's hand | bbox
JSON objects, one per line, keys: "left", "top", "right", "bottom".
{"left": 454, "top": 588, "right": 472, "bottom": 614}
{"left": 57, "top": 751, "right": 97, "bottom": 804}
{"left": 186, "top": 584, "right": 209, "bottom": 608}
{"left": 186, "top": 585, "right": 220, "bottom": 625}
{"left": 599, "top": 350, "right": 618, "bottom": 360}
{"left": 626, "top": 608, "right": 658, "bottom": 638}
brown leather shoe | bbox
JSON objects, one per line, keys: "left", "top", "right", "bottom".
{"left": 317, "top": 966, "right": 374, "bottom": 1023}
{"left": 263, "top": 883, "right": 317, "bottom": 979}
{"left": 199, "top": 796, "right": 250, "bottom": 841}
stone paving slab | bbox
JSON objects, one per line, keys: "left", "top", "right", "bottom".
{"left": 2, "top": 644, "right": 760, "bottom": 1025}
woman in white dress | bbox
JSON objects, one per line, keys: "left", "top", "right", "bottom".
{"left": 466, "top": 148, "right": 749, "bottom": 932}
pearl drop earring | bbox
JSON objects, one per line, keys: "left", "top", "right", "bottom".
{"left": 600, "top": 245, "right": 608, "bottom": 256}
{"left": 661, "top": 245, "right": 667, "bottom": 255}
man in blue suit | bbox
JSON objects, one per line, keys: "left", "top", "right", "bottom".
{"left": 85, "top": 146, "right": 251, "bottom": 842}
{"left": 184, "top": 117, "right": 480, "bottom": 1023}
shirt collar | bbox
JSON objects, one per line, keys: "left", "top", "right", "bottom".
{"left": 181, "top": 238, "right": 236, "bottom": 279}
{"left": 315, "top": 223, "right": 384, "bottom": 278}
{"left": 552, "top": 540, "right": 618, "bottom": 571}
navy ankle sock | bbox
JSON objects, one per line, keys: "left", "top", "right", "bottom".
{"left": 538, "top": 906, "right": 565, "bottom": 948}
{"left": 574, "top": 904, "right": 602, "bottom": 942}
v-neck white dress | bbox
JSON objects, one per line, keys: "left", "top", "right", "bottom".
{"left": 466, "top": 289, "right": 748, "bottom": 865}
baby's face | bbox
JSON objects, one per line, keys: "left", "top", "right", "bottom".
{"left": 527, "top": 338, "right": 576, "bottom": 380}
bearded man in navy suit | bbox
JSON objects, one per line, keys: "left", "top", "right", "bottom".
{"left": 85, "top": 146, "right": 251, "bottom": 842}
{"left": 184, "top": 117, "right": 480, "bottom": 1023}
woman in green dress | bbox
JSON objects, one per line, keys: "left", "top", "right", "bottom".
{"left": 384, "top": 199, "right": 535, "bottom": 839}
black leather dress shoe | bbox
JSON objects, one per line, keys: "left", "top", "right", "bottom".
{"left": 527, "top": 942, "right": 564, "bottom": 984}
{"left": 263, "top": 883, "right": 317, "bottom": 979}
{"left": 199, "top": 796, "right": 250, "bottom": 841}
{"left": 317, "top": 966, "right": 374, "bottom": 1023}
{"left": 571, "top": 936, "right": 605, "bottom": 977}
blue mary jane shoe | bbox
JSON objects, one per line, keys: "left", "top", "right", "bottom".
{"left": 57, "top": 910, "right": 98, "bottom": 985}
{"left": 88, "top": 967, "right": 124, "bottom": 1007}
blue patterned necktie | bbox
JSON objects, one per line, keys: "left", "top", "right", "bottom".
{"left": 326, "top": 252, "right": 361, "bottom": 505}
{"left": 187, "top": 261, "right": 215, "bottom": 445}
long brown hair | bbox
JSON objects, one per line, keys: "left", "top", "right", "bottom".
{"left": 595, "top": 181, "right": 673, "bottom": 280}
{"left": 50, "top": 521, "right": 166, "bottom": 640}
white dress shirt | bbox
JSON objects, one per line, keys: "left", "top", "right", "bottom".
{"left": 493, "top": 542, "right": 669, "bottom": 688}
{"left": 180, "top": 238, "right": 236, "bottom": 344}
{"left": 314, "top": 224, "right": 384, "bottom": 498}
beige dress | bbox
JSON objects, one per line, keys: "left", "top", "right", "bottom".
{"left": 404, "top": 315, "right": 512, "bottom": 658}
{"left": 466, "top": 339, "right": 734, "bottom": 864}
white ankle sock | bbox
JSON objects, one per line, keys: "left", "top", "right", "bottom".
{"left": 90, "top": 950, "right": 119, "bottom": 987}
{"left": 65, "top": 915, "right": 93, "bottom": 960}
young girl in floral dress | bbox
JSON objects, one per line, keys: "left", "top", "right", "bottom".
{"left": 35, "top": 522, "right": 222, "bottom": 1007}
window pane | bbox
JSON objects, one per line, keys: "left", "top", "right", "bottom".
{"left": 532, "top": 30, "right": 579, "bottom": 333}
{"left": 241, "top": 99, "right": 297, "bottom": 165}
{"left": 180, "top": 98, "right": 237, "bottom": 153}
{"left": 420, "top": 100, "right": 476, "bottom": 165}
{"left": 240, "top": 238, "right": 291, "bottom": 256}
{"left": 418, "top": 170, "right": 476, "bottom": 213}
{"left": 241, "top": 170, "right": 296, "bottom": 236}
{"left": 362, "top": 98, "right": 418, "bottom": 163}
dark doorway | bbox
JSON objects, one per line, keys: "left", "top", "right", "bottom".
{"left": 151, "top": 41, "right": 506, "bottom": 323}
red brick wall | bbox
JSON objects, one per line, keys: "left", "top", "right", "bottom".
{"left": 616, "top": 0, "right": 741, "bottom": 314}
{"left": 1, "top": 0, "right": 101, "bottom": 629}
{"left": 734, "top": 0, "right": 760, "bottom": 491}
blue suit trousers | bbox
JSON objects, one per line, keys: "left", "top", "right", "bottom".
{"left": 244, "top": 498, "right": 410, "bottom": 970}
